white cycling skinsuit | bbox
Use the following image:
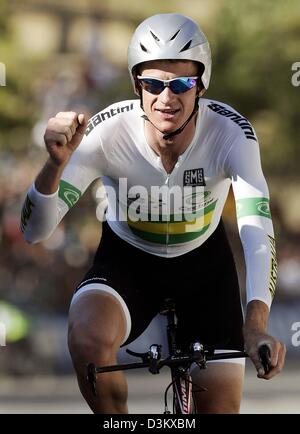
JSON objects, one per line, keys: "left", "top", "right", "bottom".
{"left": 21, "top": 98, "right": 277, "bottom": 309}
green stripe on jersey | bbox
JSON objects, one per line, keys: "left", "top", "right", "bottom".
{"left": 236, "top": 197, "right": 271, "bottom": 219}
{"left": 58, "top": 180, "right": 81, "bottom": 209}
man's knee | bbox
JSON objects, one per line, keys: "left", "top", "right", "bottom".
{"left": 192, "top": 362, "right": 244, "bottom": 414}
{"left": 68, "top": 292, "right": 127, "bottom": 366}
{"left": 68, "top": 321, "right": 120, "bottom": 368}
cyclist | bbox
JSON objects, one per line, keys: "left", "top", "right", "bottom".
{"left": 21, "top": 14, "right": 286, "bottom": 413}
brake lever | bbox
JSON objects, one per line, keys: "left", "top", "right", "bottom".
{"left": 126, "top": 348, "right": 150, "bottom": 363}
{"left": 148, "top": 344, "right": 162, "bottom": 374}
{"left": 126, "top": 345, "right": 162, "bottom": 373}
{"left": 191, "top": 342, "right": 206, "bottom": 369}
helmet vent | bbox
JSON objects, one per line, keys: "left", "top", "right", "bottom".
{"left": 180, "top": 40, "right": 192, "bottom": 52}
{"left": 170, "top": 29, "right": 180, "bottom": 41}
{"left": 140, "top": 43, "right": 148, "bottom": 52}
{"left": 150, "top": 30, "right": 160, "bottom": 42}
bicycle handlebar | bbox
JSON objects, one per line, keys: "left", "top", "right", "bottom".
{"left": 87, "top": 344, "right": 272, "bottom": 398}
{"left": 87, "top": 344, "right": 271, "bottom": 378}
{"left": 89, "top": 349, "right": 249, "bottom": 376}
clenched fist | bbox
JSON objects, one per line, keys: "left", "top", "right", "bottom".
{"left": 44, "top": 112, "right": 88, "bottom": 167}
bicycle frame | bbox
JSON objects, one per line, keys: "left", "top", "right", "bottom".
{"left": 171, "top": 368, "right": 194, "bottom": 414}
{"left": 163, "top": 298, "right": 196, "bottom": 414}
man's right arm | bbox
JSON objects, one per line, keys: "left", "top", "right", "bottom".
{"left": 21, "top": 112, "right": 93, "bottom": 243}
{"left": 35, "top": 158, "right": 67, "bottom": 195}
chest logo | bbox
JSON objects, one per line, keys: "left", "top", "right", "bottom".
{"left": 183, "top": 168, "right": 206, "bottom": 187}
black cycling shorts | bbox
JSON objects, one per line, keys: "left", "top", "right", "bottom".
{"left": 75, "top": 220, "right": 244, "bottom": 351}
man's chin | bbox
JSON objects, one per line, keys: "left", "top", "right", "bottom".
{"left": 155, "top": 120, "right": 180, "bottom": 134}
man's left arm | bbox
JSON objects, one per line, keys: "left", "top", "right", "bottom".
{"left": 226, "top": 134, "right": 286, "bottom": 379}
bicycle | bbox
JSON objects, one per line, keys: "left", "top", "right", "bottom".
{"left": 86, "top": 298, "right": 271, "bottom": 414}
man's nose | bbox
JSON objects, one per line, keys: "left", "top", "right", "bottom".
{"left": 158, "top": 86, "right": 176, "bottom": 104}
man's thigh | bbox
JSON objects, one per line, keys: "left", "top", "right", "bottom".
{"left": 191, "top": 362, "right": 245, "bottom": 414}
{"left": 68, "top": 289, "right": 128, "bottom": 352}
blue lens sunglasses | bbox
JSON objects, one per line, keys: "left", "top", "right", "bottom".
{"left": 137, "top": 75, "right": 199, "bottom": 95}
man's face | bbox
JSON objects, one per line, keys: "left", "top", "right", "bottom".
{"left": 138, "top": 60, "right": 200, "bottom": 135}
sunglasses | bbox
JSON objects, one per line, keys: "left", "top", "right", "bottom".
{"left": 137, "top": 75, "right": 199, "bottom": 95}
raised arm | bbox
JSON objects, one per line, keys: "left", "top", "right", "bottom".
{"left": 225, "top": 134, "right": 286, "bottom": 379}
{"left": 35, "top": 112, "right": 88, "bottom": 194}
{"left": 21, "top": 111, "right": 105, "bottom": 243}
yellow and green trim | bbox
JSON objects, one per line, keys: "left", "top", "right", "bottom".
{"left": 128, "top": 200, "right": 217, "bottom": 244}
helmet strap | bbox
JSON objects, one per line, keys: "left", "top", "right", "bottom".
{"left": 140, "top": 92, "right": 144, "bottom": 111}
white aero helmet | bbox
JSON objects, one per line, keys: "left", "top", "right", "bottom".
{"left": 128, "top": 13, "right": 211, "bottom": 95}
